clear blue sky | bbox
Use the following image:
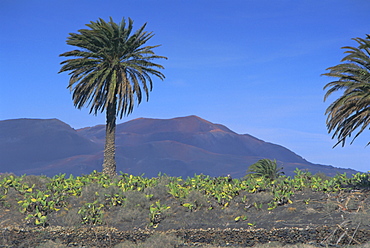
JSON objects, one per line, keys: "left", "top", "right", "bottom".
{"left": 1, "top": 0, "right": 370, "bottom": 173}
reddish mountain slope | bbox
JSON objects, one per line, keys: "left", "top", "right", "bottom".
{"left": 78, "top": 115, "right": 358, "bottom": 177}
{"left": 0, "top": 116, "right": 358, "bottom": 177}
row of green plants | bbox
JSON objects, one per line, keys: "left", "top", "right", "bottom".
{"left": 0, "top": 168, "right": 369, "bottom": 228}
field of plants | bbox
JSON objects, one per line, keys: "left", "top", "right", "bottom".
{"left": 0, "top": 169, "right": 369, "bottom": 247}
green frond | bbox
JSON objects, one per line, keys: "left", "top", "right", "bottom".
{"left": 323, "top": 34, "right": 370, "bottom": 147}
{"left": 246, "top": 159, "right": 284, "bottom": 180}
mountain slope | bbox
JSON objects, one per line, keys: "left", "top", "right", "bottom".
{"left": 78, "top": 115, "right": 357, "bottom": 177}
{"left": 0, "top": 118, "right": 101, "bottom": 175}
{"left": 0, "top": 116, "right": 358, "bottom": 177}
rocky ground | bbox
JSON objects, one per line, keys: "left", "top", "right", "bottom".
{"left": 0, "top": 188, "right": 369, "bottom": 247}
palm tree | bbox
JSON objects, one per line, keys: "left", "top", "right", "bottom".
{"left": 323, "top": 34, "right": 370, "bottom": 147}
{"left": 59, "top": 17, "right": 167, "bottom": 176}
{"left": 246, "top": 159, "right": 284, "bottom": 180}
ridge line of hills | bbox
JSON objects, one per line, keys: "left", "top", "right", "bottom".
{"left": 0, "top": 115, "right": 359, "bottom": 178}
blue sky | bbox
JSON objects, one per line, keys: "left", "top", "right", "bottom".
{"left": 1, "top": 0, "right": 370, "bottom": 173}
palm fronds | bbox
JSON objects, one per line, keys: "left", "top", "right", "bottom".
{"left": 246, "top": 159, "right": 284, "bottom": 180}
{"left": 323, "top": 34, "right": 370, "bottom": 147}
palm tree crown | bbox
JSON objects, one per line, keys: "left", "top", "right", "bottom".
{"left": 323, "top": 34, "right": 370, "bottom": 147}
{"left": 59, "top": 17, "right": 167, "bottom": 176}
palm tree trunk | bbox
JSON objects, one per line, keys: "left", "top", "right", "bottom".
{"left": 102, "top": 102, "right": 117, "bottom": 177}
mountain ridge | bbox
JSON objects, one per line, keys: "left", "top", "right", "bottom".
{"left": 0, "top": 115, "right": 359, "bottom": 177}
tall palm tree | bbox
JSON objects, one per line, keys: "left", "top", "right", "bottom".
{"left": 59, "top": 17, "right": 167, "bottom": 176}
{"left": 246, "top": 159, "right": 284, "bottom": 180}
{"left": 323, "top": 34, "right": 370, "bottom": 147}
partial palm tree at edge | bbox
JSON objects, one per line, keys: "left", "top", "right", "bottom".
{"left": 58, "top": 17, "right": 167, "bottom": 176}
{"left": 323, "top": 34, "right": 370, "bottom": 147}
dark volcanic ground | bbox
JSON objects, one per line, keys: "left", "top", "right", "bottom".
{"left": 1, "top": 189, "right": 369, "bottom": 247}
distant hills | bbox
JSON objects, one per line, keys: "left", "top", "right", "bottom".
{"left": 0, "top": 115, "right": 359, "bottom": 178}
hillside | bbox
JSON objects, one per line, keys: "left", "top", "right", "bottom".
{"left": 0, "top": 172, "right": 369, "bottom": 247}
{"left": 0, "top": 118, "right": 101, "bottom": 175}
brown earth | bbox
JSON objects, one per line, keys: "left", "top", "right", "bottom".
{"left": 0, "top": 189, "right": 369, "bottom": 247}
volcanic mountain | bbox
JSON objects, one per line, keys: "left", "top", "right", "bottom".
{"left": 0, "top": 116, "right": 358, "bottom": 177}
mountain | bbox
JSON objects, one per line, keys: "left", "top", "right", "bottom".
{"left": 0, "top": 116, "right": 359, "bottom": 178}
{"left": 0, "top": 118, "right": 102, "bottom": 175}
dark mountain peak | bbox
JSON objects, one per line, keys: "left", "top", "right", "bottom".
{"left": 0, "top": 118, "right": 101, "bottom": 172}
{"left": 0, "top": 118, "right": 75, "bottom": 140}
{"left": 1, "top": 117, "right": 70, "bottom": 128}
